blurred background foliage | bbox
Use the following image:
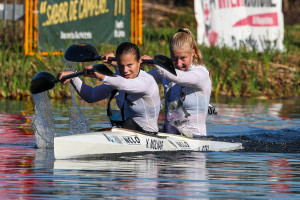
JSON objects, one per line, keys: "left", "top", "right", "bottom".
{"left": 0, "top": 0, "right": 299, "bottom": 99}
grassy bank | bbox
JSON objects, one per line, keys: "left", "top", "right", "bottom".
{"left": 0, "top": 9, "right": 299, "bottom": 99}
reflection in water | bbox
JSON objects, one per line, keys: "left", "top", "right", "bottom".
{"left": 53, "top": 153, "right": 208, "bottom": 199}
{"left": 0, "top": 98, "right": 299, "bottom": 199}
{"left": 205, "top": 152, "right": 299, "bottom": 198}
{"left": 0, "top": 152, "right": 36, "bottom": 199}
{"left": 209, "top": 100, "right": 300, "bottom": 130}
{"left": 0, "top": 112, "right": 36, "bottom": 199}
{"left": 268, "top": 158, "right": 292, "bottom": 197}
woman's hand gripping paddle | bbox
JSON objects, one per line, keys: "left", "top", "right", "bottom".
{"left": 30, "top": 64, "right": 114, "bottom": 94}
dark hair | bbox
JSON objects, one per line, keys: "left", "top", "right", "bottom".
{"left": 116, "top": 42, "right": 140, "bottom": 61}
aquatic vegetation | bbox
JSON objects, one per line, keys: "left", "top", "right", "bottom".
{"left": 0, "top": 12, "right": 299, "bottom": 99}
{"left": 202, "top": 42, "right": 299, "bottom": 98}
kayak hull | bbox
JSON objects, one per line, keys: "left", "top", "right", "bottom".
{"left": 54, "top": 128, "right": 243, "bottom": 159}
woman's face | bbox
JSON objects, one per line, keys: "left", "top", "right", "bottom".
{"left": 117, "top": 53, "right": 141, "bottom": 79}
{"left": 171, "top": 49, "right": 195, "bottom": 71}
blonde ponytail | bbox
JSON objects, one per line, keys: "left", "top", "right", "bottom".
{"left": 169, "top": 28, "right": 202, "bottom": 65}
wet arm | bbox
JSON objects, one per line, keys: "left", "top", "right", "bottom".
{"left": 71, "top": 77, "right": 113, "bottom": 103}
{"left": 156, "top": 66, "right": 210, "bottom": 90}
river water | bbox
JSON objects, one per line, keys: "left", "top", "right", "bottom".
{"left": 0, "top": 97, "right": 299, "bottom": 199}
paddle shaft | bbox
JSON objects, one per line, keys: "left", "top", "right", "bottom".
{"left": 96, "top": 57, "right": 154, "bottom": 63}
{"left": 64, "top": 43, "right": 176, "bottom": 75}
{"left": 142, "top": 59, "right": 156, "bottom": 64}
{"left": 59, "top": 59, "right": 154, "bottom": 79}
{"left": 105, "top": 56, "right": 176, "bottom": 75}
{"left": 95, "top": 56, "right": 117, "bottom": 61}
{"left": 57, "top": 69, "right": 95, "bottom": 83}
{"left": 98, "top": 56, "right": 155, "bottom": 65}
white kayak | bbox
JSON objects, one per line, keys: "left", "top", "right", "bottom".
{"left": 54, "top": 127, "right": 243, "bottom": 159}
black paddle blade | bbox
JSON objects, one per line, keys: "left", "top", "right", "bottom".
{"left": 93, "top": 64, "right": 115, "bottom": 77}
{"left": 154, "top": 55, "right": 177, "bottom": 76}
{"left": 30, "top": 72, "right": 57, "bottom": 94}
{"left": 64, "top": 43, "right": 99, "bottom": 62}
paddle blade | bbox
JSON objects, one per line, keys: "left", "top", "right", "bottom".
{"left": 93, "top": 64, "right": 115, "bottom": 77}
{"left": 154, "top": 55, "right": 177, "bottom": 76}
{"left": 30, "top": 72, "right": 56, "bottom": 94}
{"left": 64, "top": 43, "right": 99, "bottom": 62}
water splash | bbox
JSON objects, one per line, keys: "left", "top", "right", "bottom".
{"left": 69, "top": 85, "right": 90, "bottom": 134}
{"left": 63, "top": 63, "right": 91, "bottom": 135}
{"left": 32, "top": 60, "right": 93, "bottom": 147}
{"left": 32, "top": 92, "right": 56, "bottom": 149}
{"left": 211, "top": 128, "right": 300, "bottom": 153}
{"left": 62, "top": 57, "right": 77, "bottom": 68}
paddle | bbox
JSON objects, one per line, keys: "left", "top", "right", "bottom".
{"left": 64, "top": 43, "right": 177, "bottom": 76}
{"left": 63, "top": 43, "right": 116, "bottom": 62}
{"left": 30, "top": 64, "right": 114, "bottom": 94}
{"left": 142, "top": 55, "right": 177, "bottom": 76}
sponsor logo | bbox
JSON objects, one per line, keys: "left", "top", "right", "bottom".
{"left": 208, "top": 104, "right": 218, "bottom": 115}
{"left": 114, "top": 20, "right": 125, "bottom": 38}
{"left": 146, "top": 139, "right": 163, "bottom": 150}
{"left": 103, "top": 134, "right": 123, "bottom": 144}
{"left": 176, "top": 141, "right": 190, "bottom": 148}
{"left": 40, "top": 0, "right": 109, "bottom": 26}
{"left": 122, "top": 136, "right": 140, "bottom": 145}
{"left": 218, "top": 0, "right": 276, "bottom": 9}
{"left": 198, "top": 145, "right": 210, "bottom": 151}
{"left": 233, "top": 13, "right": 278, "bottom": 27}
{"left": 203, "top": 1, "right": 219, "bottom": 45}
{"left": 114, "top": 0, "right": 126, "bottom": 16}
{"left": 244, "top": 0, "right": 276, "bottom": 7}
{"left": 168, "top": 140, "right": 178, "bottom": 149}
{"left": 60, "top": 31, "right": 92, "bottom": 39}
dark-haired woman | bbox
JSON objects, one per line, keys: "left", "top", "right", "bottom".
{"left": 58, "top": 42, "right": 160, "bottom": 134}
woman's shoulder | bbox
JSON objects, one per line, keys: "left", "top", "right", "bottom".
{"left": 190, "top": 64, "right": 209, "bottom": 74}
{"left": 139, "top": 70, "right": 156, "bottom": 80}
{"left": 138, "top": 70, "right": 159, "bottom": 87}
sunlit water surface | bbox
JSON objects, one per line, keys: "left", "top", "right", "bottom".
{"left": 0, "top": 97, "right": 299, "bottom": 199}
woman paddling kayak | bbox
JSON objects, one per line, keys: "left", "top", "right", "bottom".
{"left": 142, "top": 28, "right": 212, "bottom": 138}
{"left": 58, "top": 42, "right": 160, "bottom": 134}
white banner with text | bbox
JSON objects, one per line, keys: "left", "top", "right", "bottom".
{"left": 194, "top": 0, "right": 284, "bottom": 51}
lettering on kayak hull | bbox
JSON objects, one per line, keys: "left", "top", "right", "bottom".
{"left": 198, "top": 145, "right": 210, "bottom": 151}
{"left": 103, "top": 134, "right": 141, "bottom": 145}
{"left": 103, "top": 134, "right": 122, "bottom": 144}
{"left": 168, "top": 140, "right": 178, "bottom": 149}
{"left": 122, "top": 136, "right": 140, "bottom": 145}
{"left": 146, "top": 139, "right": 164, "bottom": 150}
{"left": 176, "top": 141, "right": 190, "bottom": 149}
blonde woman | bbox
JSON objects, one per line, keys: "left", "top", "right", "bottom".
{"left": 142, "top": 28, "right": 212, "bottom": 137}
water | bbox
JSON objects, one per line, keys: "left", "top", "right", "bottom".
{"left": 0, "top": 97, "right": 299, "bottom": 199}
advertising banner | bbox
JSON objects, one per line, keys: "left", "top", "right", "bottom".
{"left": 38, "top": 0, "right": 130, "bottom": 51}
{"left": 194, "top": 0, "right": 284, "bottom": 51}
